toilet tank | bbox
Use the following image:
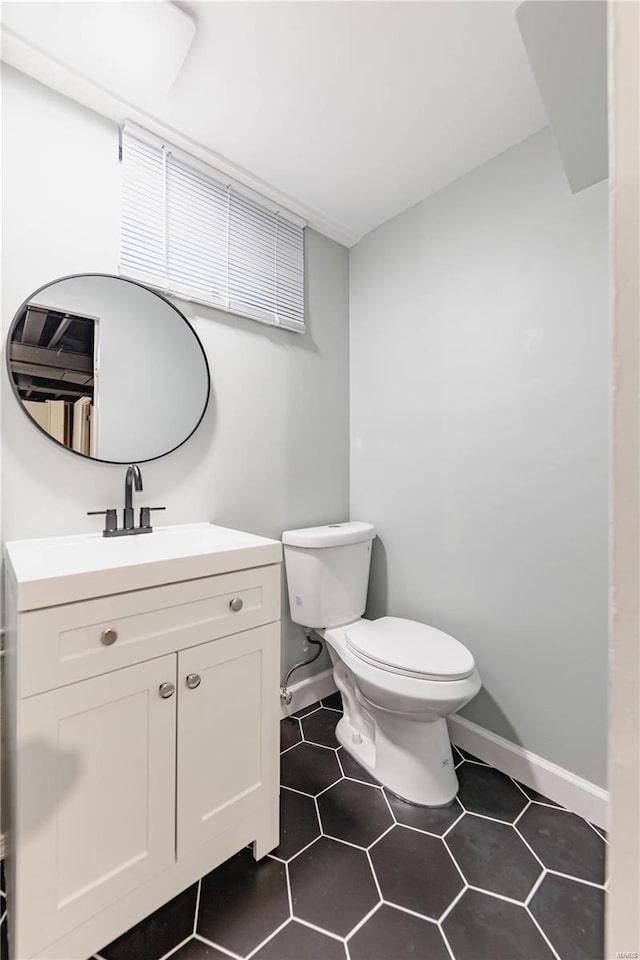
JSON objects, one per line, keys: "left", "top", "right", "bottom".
{"left": 282, "top": 522, "right": 376, "bottom": 629}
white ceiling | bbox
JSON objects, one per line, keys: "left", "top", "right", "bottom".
{"left": 1, "top": 1, "right": 549, "bottom": 245}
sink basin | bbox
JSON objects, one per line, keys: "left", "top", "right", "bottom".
{"left": 5, "top": 523, "right": 282, "bottom": 611}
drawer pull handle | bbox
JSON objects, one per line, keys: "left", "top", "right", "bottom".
{"left": 229, "top": 597, "right": 243, "bottom": 612}
{"left": 100, "top": 628, "right": 118, "bottom": 646}
{"left": 186, "top": 673, "right": 201, "bottom": 690}
{"left": 159, "top": 682, "right": 175, "bottom": 699}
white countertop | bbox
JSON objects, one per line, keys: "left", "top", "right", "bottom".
{"left": 5, "top": 523, "right": 282, "bottom": 610}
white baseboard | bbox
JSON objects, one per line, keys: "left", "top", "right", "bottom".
{"left": 280, "top": 667, "right": 336, "bottom": 717}
{"left": 447, "top": 714, "right": 609, "bottom": 829}
{"left": 0, "top": 833, "right": 5, "bottom": 860}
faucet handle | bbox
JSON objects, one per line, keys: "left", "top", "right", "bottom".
{"left": 87, "top": 509, "right": 118, "bottom": 533}
{"left": 139, "top": 506, "right": 166, "bottom": 529}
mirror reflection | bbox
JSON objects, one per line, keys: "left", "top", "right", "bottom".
{"left": 7, "top": 275, "right": 210, "bottom": 463}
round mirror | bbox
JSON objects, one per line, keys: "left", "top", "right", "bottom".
{"left": 6, "top": 274, "right": 210, "bottom": 463}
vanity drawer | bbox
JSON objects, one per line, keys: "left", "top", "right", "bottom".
{"left": 19, "top": 564, "right": 281, "bottom": 697}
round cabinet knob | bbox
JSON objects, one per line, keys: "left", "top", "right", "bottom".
{"left": 229, "top": 597, "right": 243, "bottom": 612}
{"left": 100, "top": 628, "right": 118, "bottom": 646}
{"left": 186, "top": 673, "right": 201, "bottom": 690}
{"left": 159, "top": 682, "right": 175, "bottom": 699}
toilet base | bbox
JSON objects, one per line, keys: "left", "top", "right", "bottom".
{"left": 335, "top": 710, "right": 459, "bottom": 808}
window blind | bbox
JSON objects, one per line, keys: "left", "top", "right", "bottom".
{"left": 119, "top": 124, "right": 306, "bottom": 332}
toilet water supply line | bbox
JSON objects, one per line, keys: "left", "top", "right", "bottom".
{"left": 280, "top": 628, "right": 323, "bottom": 705}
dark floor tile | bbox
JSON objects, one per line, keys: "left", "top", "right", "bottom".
{"left": 322, "top": 692, "right": 344, "bottom": 712}
{"left": 100, "top": 883, "right": 198, "bottom": 960}
{"left": 370, "top": 826, "right": 462, "bottom": 919}
{"left": 281, "top": 742, "right": 342, "bottom": 796}
{"left": 274, "top": 788, "right": 321, "bottom": 860}
{"left": 289, "top": 837, "right": 379, "bottom": 937}
{"left": 197, "top": 849, "right": 289, "bottom": 957}
{"left": 318, "top": 779, "right": 393, "bottom": 848}
{"left": 446, "top": 813, "right": 542, "bottom": 901}
{"left": 457, "top": 763, "right": 528, "bottom": 823}
{"left": 301, "top": 708, "right": 340, "bottom": 748}
{"left": 0, "top": 861, "right": 4, "bottom": 894}
{"left": 348, "top": 903, "right": 450, "bottom": 960}
{"left": 168, "top": 938, "right": 229, "bottom": 959}
{"left": 455, "top": 747, "right": 488, "bottom": 764}
{"left": 529, "top": 873, "right": 605, "bottom": 960}
{"left": 513, "top": 780, "right": 560, "bottom": 807}
{"left": 292, "top": 701, "right": 322, "bottom": 718}
{"left": 280, "top": 716, "right": 302, "bottom": 753}
{"left": 443, "top": 889, "right": 555, "bottom": 960}
{"left": 337, "top": 747, "right": 378, "bottom": 785}
{"left": 452, "top": 745, "right": 465, "bottom": 766}
{"left": 385, "top": 791, "right": 463, "bottom": 836}
{"left": 251, "top": 920, "right": 346, "bottom": 960}
{"left": 518, "top": 805, "right": 606, "bottom": 885}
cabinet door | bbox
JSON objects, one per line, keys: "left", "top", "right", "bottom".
{"left": 176, "top": 623, "right": 279, "bottom": 859}
{"left": 17, "top": 655, "right": 177, "bottom": 959}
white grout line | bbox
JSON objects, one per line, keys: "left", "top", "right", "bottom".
{"left": 511, "top": 777, "right": 532, "bottom": 800}
{"left": 193, "top": 933, "right": 243, "bottom": 959}
{"left": 439, "top": 923, "right": 458, "bottom": 960}
{"left": 380, "top": 788, "right": 398, "bottom": 823}
{"left": 454, "top": 807, "right": 517, "bottom": 827}
{"left": 512, "top": 799, "right": 532, "bottom": 826}
{"left": 397, "top": 818, "right": 460, "bottom": 842}
{"left": 465, "top": 885, "right": 528, "bottom": 908}
{"left": 586, "top": 819, "right": 609, "bottom": 843}
{"left": 437, "top": 884, "right": 469, "bottom": 925}
{"left": 442, "top": 837, "right": 470, "bottom": 887}
{"left": 513, "top": 823, "right": 553, "bottom": 871}
{"left": 279, "top": 783, "right": 316, "bottom": 799}
{"left": 301, "top": 738, "right": 342, "bottom": 753}
{"left": 280, "top": 740, "right": 304, "bottom": 756}
{"left": 157, "top": 935, "right": 196, "bottom": 960}
{"left": 293, "top": 916, "right": 349, "bottom": 943}
{"left": 285, "top": 832, "right": 323, "bottom": 864}
{"left": 192, "top": 878, "right": 201, "bottom": 935}
{"left": 344, "top": 900, "right": 383, "bottom": 941}
{"left": 525, "top": 904, "right": 562, "bottom": 960}
{"left": 442, "top": 808, "right": 466, "bottom": 837}
{"left": 545, "top": 868, "right": 607, "bottom": 890}
{"left": 244, "top": 918, "right": 291, "bottom": 960}
{"left": 284, "top": 860, "right": 293, "bottom": 918}
{"left": 367, "top": 822, "right": 395, "bottom": 850}
{"left": 366, "top": 849, "right": 384, "bottom": 901}
{"left": 525, "top": 868, "right": 548, "bottom": 906}
{"left": 314, "top": 775, "right": 347, "bottom": 799}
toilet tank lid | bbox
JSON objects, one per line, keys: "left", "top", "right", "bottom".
{"left": 282, "top": 521, "right": 376, "bottom": 548}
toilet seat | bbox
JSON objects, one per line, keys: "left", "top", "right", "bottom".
{"left": 345, "top": 616, "right": 475, "bottom": 681}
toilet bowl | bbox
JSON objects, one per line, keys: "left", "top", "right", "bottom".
{"left": 322, "top": 617, "right": 481, "bottom": 806}
{"left": 282, "top": 521, "right": 482, "bottom": 807}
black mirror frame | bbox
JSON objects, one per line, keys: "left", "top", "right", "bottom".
{"left": 5, "top": 272, "right": 211, "bottom": 465}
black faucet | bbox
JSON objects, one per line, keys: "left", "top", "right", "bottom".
{"left": 124, "top": 463, "right": 143, "bottom": 530}
{"left": 87, "top": 463, "right": 165, "bottom": 537}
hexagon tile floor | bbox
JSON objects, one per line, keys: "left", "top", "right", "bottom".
{"left": 0, "top": 696, "right": 606, "bottom": 960}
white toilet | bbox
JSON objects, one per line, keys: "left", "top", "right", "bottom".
{"left": 282, "top": 521, "right": 481, "bottom": 807}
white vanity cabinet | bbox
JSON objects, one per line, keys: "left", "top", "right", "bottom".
{"left": 3, "top": 524, "right": 282, "bottom": 960}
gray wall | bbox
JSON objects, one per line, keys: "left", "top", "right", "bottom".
{"left": 350, "top": 128, "right": 609, "bottom": 786}
{"left": 1, "top": 66, "right": 350, "bottom": 679}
